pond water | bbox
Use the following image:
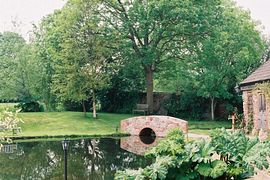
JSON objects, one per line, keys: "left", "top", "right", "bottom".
{"left": 0, "top": 136, "right": 157, "bottom": 180}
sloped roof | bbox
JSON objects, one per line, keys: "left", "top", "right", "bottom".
{"left": 240, "top": 60, "right": 270, "bottom": 86}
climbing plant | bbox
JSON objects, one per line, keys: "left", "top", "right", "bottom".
{"left": 256, "top": 82, "right": 270, "bottom": 100}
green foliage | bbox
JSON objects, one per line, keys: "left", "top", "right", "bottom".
{"left": 154, "top": 0, "right": 266, "bottom": 120}
{"left": 62, "top": 100, "right": 92, "bottom": 112}
{"left": 246, "top": 113, "right": 254, "bottom": 134}
{"left": 210, "top": 128, "right": 270, "bottom": 178}
{"left": 98, "top": 60, "right": 144, "bottom": 114}
{"left": 0, "top": 103, "right": 17, "bottom": 113}
{"left": 255, "top": 82, "right": 270, "bottom": 103}
{"left": 195, "top": 160, "right": 227, "bottom": 178}
{"left": 92, "top": 0, "right": 226, "bottom": 113}
{"left": 146, "top": 129, "right": 185, "bottom": 157}
{"left": 35, "top": 1, "right": 115, "bottom": 117}
{"left": 15, "top": 101, "right": 44, "bottom": 112}
{"left": 0, "top": 110, "right": 23, "bottom": 143}
{"left": 99, "top": 91, "right": 141, "bottom": 114}
{"left": 0, "top": 110, "right": 22, "bottom": 131}
{"left": 115, "top": 129, "right": 270, "bottom": 179}
{"left": 115, "top": 168, "right": 146, "bottom": 180}
{"left": 0, "top": 32, "right": 42, "bottom": 103}
{"left": 164, "top": 93, "right": 209, "bottom": 120}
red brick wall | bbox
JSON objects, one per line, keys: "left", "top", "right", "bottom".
{"left": 267, "top": 97, "right": 270, "bottom": 129}
{"left": 243, "top": 91, "right": 254, "bottom": 127}
{"left": 253, "top": 91, "right": 259, "bottom": 129}
{"left": 121, "top": 116, "right": 188, "bottom": 137}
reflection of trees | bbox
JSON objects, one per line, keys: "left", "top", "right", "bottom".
{"left": 0, "top": 142, "right": 63, "bottom": 179}
{"left": 0, "top": 138, "right": 150, "bottom": 179}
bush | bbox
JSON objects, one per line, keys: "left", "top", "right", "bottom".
{"left": 15, "top": 101, "right": 44, "bottom": 112}
{"left": 164, "top": 93, "right": 209, "bottom": 120}
{"left": 115, "top": 129, "right": 270, "bottom": 180}
{"left": 63, "top": 100, "right": 92, "bottom": 112}
{"left": 99, "top": 90, "right": 141, "bottom": 113}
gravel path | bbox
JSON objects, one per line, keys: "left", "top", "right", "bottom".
{"left": 187, "top": 133, "right": 209, "bottom": 140}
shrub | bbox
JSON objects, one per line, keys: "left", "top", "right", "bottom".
{"left": 62, "top": 100, "right": 92, "bottom": 112}
{"left": 115, "top": 129, "right": 270, "bottom": 180}
{"left": 164, "top": 93, "right": 209, "bottom": 120}
{"left": 99, "top": 90, "right": 141, "bottom": 113}
{"left": 0, "top": 110, "right": 23, "bottom": 143}
{"left": 15, "top": 101, "right": 44, "bottom": 112}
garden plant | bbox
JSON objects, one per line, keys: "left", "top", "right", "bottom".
{"left": 115, "top": 129, "right": 270, "bottom": 179}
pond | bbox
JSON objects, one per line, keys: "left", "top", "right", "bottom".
{"left": 0, "top": 136, "right": 158, "bottom": 179}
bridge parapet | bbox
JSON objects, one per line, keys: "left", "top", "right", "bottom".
{"left": 121, "top": 116, "right": 188, "bottom": 137}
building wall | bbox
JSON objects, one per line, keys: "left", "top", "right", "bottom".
{"left": 243, "top": 90, "right": 270, "bottom": 131}
{"left": 243, "top": 90, "right": 253, "bottom": 127}
{"left": 252, "top": 91, "right": 259, "bottom": 130}
{"left": 267, "top": 97, "right": 270, "bottom": 129}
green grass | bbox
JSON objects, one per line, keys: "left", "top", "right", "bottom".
{"left": 0, "top": 103, "right": 18, "bottom": 112}
{"left": 15, "top": 112, "right": 132, "bottom": 138}
{"left": 0, "top": 105, "right": 231, "bottom": 138}
{"left": 188, "top": 120, "right": 231, "bottom": 135}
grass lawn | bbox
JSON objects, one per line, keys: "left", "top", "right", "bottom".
{"left": 15, "top": 112, "right": 132, "bottom": 138}
{"left": 3, "top": 111, "right": 231, "bottom": 138}
{"left": 0, "top": 103, "right": 231, "bottom": 138}
{"left": 188, "top": 120, "right": 231, "bottom": 135}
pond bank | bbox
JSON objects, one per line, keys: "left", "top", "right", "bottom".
{"left": 3, "top": 111, "right": 231, "bottom": 138}
{"left": 6, "top": 133, "right": 129, "bottom": 141}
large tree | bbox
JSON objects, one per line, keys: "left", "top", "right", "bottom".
{"left": 93, "top": 0, "right": 224, "bottom": 113}
{"left": 36, "top": 1, "right": 114, "bottom": 118}
{"left": 0, "top": 32, "right": 42, "bottom": 102}
{"left": 192, "top": 0, "right": 266, "bottom": 120}
{"left": 155, "top": 0, "right": 266, "bottom": 120}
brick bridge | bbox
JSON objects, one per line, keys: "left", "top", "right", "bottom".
{"left": 120, "top": 116, "right": 188, "bottom": 137}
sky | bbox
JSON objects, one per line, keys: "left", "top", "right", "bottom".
{"left": 0, "top": 0, "right": 269, "bottom": 39}
{"left": 0, "top": 0, "right": 67, "bottom": 39}
{"left": 236, "top": 0, "right": 270, "bottom": 37}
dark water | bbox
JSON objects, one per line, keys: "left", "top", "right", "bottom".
{"left": 0, "top": 137, "right": 154, "bottom": 180}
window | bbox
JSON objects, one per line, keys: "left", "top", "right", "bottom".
{"left": 259, "top": 94, "right": 266, "bottom": 111}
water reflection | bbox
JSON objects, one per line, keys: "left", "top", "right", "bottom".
{"left": 120, "top": 136, "right": 162, "bottom": 156}
{"left": 0, "top": 144, "right": 18, "bottom": 154}
{"left": 0, "top": 138, "right": 151, "bottom": 179}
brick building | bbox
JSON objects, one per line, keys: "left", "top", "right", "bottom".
{"left": 240, "top": 60, "right": 270, "bottom": 131}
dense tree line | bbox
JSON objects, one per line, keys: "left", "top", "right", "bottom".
{"left": 0, "top": 0, "right": 268, "bottom": 119}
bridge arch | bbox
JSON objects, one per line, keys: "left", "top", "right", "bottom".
{"left": 120, "top": 116, "right": 188, "bottom": 137}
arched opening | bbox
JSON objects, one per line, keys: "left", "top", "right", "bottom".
{"left": 139, "top": 128, "right": 156, "bottom": 144}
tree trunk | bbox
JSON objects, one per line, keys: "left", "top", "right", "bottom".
{"left": 44, "top": 100, "right": 49, "bottom": 112}
{"left": 82, "top": 100, "right": 86, "bottom": 117}
{"left": 145, "top": 67, "right": 154, "bottom": 114}
{"left": 92, "top": 90, "right": 97, "bottom": 119}
{"left": 210, "top": 97, "right": 215, "bottom": 120}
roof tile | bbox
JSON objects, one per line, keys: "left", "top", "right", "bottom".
{"left": 240, "top": 60, "right": 270, "bottom": 85}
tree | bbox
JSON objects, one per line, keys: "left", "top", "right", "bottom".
{"left": 0, "top": 32, "right": 42, "bottom": 102}
{"left": 93, "top": 0, "right": 224, "bottom": 114}
{"left": 33, "top": 17, "right": 59, "bottom": 111}
{"left": 37, "top": 1, "right": 114, "bottom": 118}
{"left": 192, "top": 0, "right": 266, "bottom": 120}
{"left": 155, "top": 0, "right": 266, "bottom": 120}
{"left": 0, "top": 32, "right": 25, "bottom": 100}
